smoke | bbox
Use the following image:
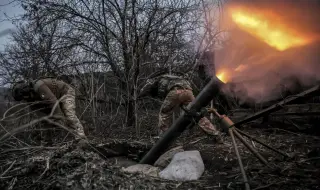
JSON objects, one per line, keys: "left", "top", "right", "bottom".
{"left": 213, "top": 0, "right": 320, "bottom": 104}
{"left": 0, "top": 29, "right": 13, "bottom": 38}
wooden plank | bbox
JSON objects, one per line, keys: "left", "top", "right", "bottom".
{"left": 271, "top": 103, "right": 320, "bottom": 116}
{"left": 231, "top": 85, "right": 320, "bottom": 126}
{"left": 229, "top": 103, "right": 320, "bottom": 123}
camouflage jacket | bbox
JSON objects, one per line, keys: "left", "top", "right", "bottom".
{"left": 140, "top": 74, "right": 192, "bottom": 99}
{"left": 31, "top": 78, "right": 72, "bottom": 116}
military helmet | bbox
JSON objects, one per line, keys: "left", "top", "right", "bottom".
{"left": 11, "top": 80, "right": 32, "bottom": 101}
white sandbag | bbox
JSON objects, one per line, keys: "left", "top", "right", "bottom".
{"left": 122, "top": 164, "right": 160, "bottom": 177}
{"left": 159, "top": 150, "right": 204, "bottom": 181}
{"left": 154, "top": 146, "right": 184, "bottom": 168}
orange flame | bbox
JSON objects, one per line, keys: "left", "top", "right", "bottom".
{"left": 216, "top": 69, "right": 230, "bottom": 83}
{"left": 216, "top": 65, "right": 249, "bottom": 83}
{"left": 229, "top": 7, "right": 311, "bottom": 51}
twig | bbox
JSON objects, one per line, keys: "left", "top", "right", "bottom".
{"left": 187, "top": 136, "right": 207, "bottom": 145}
{"left": 44, "top": 118, "right": 79, "bottom": 137}
{"left": 0, "top": 146, "right": 59, "bottom": 154}
{"left": 270, "top": 128, "right": 303, "bottom": 136}
{"left": 2, "top": 102, "right": 34, "bottom": 119}
{"left": 1, "top": 107, "right": 47, "bottom": 122}
{"left": 79, "top": 83, "right": 104, "bottom": 119}
{"left": 0, "top": 122, "right": 30, "bottom": 147}
{"left": 34, "top": 157, "right": 50, "bottom": 183}
{"left": 253, "top": 181, "right": 285, "bottom": 190}
{"left": 0, "top": 95, "right": 73, "bottom": 145}
{"left": 0, "top": 95, "right": 69, "bottom": 145}
{"left": 49, "top": 95, "right": 67, "bottom": 116}
{"left": 2, "top": 101, "right": 48, "bottom": 120}
{"left": 44, "top": 118, "right": 109, "bottom": 159}
{"left": 284, "top": 117, "right": 304, "bottom": 130}
{"left": 298, "top": 157, "right": 320, "bottom": 163}
{"left": 7, "top": 177, "right": 17, "bottom": 190}
{"left": 0, "top": 117, "right": 48, "bottom": 145}
{"left": 0, "top": 160, "right": 16, "bottom": 178}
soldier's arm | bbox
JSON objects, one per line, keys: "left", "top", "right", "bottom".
{"left": 33, "top": 80, "right": 64, "bottom": 116}
{"left": 139, "top": 79, "right": 156, "bottom": 98}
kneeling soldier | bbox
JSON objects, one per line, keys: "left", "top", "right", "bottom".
{"left": 139, "top": 74, "right": 219, "bottom": 136}
{"left": 12, "top": 78, "right": 86, "bottom": 139}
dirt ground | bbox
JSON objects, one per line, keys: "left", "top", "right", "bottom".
{"left": 1, "top": 118, "right": 320, "bottom": 190}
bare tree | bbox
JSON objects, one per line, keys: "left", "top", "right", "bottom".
{"left": 17, "top": 0, "right": 212, "bottom": 128}
{"left": 0, "top": 20, "right": 80, "bottom": 84}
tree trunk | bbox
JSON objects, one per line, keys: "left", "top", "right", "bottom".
{"left": 126, "top": 99, "right": 136, "bottom": 128}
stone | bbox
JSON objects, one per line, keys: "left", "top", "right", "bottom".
{"left": 159, "top": 150, "right": 204, "bottom": 181}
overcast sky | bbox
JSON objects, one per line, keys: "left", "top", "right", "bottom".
{"left": 0, "top": 0, "right": 24, "bottom": 51}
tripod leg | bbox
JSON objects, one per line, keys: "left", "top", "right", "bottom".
{"left": 229, "top": 129, "right": 251, "bottom": 190}
{"left": 232, "top": 129, "right": 269, "bottom": 166}
{"left": 235, "top": 128, "right": 289, "bottom": 158}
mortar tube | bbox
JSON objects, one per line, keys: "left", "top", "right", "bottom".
{"left": 139, "top": 77, "right": 224, "bottom": 165}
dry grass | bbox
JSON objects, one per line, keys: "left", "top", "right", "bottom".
{"left": 0, "top": 95, "right": 320, "bottom": 189}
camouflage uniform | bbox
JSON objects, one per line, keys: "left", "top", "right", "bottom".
{"left": 12, "top": 78, "right": 85, "bottom": 139}
{"left": 140, "top": 74, "right": 218, "bottom": 135}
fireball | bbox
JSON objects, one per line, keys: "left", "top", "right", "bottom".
{"left": 229, "top": 7, "right": 311, "bottom": 51}
{"left": 215, "top": 6, "right": 315, "bottom": 83}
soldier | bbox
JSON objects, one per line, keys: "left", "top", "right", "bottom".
{"left": 139, "top": 74, "right": 220, "bottom": 136}
{"left": 11, "top": 78, "right": 86, "bottom": 139}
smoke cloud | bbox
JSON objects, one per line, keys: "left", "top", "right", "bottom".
{"left": 213, "top": 0, "right": 320, "bottom": 104}
{"left": 0, "top": 29, "right": 13, "bottom": 38}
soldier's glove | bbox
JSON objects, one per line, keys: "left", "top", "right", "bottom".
{"left": 181, "top": 106, "right": 208, "bottom": 121}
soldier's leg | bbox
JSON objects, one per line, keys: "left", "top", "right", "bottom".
{"left": 60, "top": 88, "right": 86, "bottom": 138}
{"left": 35, "top": 109, "right": 61, "bottom": 144}
{"left": 178, "top": 89, "right": 219, "bottom": 135}
{"left": 158, "top": 89, "right": 179, "bottom": 134}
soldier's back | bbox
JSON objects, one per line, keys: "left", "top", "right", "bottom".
{"left": 33, "top": 78, "right": 70, "bottom": 98}
{"left": 157, "top": 75, "right": 192, "bottom": 98}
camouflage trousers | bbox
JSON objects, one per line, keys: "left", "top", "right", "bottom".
{"left": 60, "top": 88, "right": 86, "bottom": 138}
{"left": 158, "top": 88, "right": 218, "bottom": 135}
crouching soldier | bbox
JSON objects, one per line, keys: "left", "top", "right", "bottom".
{"left": 139, "top": 74, "right": 220, "bottom": 136}
{"left": 11, "top": 78, "right": 86, "bottom": 139}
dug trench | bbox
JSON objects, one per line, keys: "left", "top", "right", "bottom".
{"left": 1, "top": 117, "right": 320, "bottom": 190}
